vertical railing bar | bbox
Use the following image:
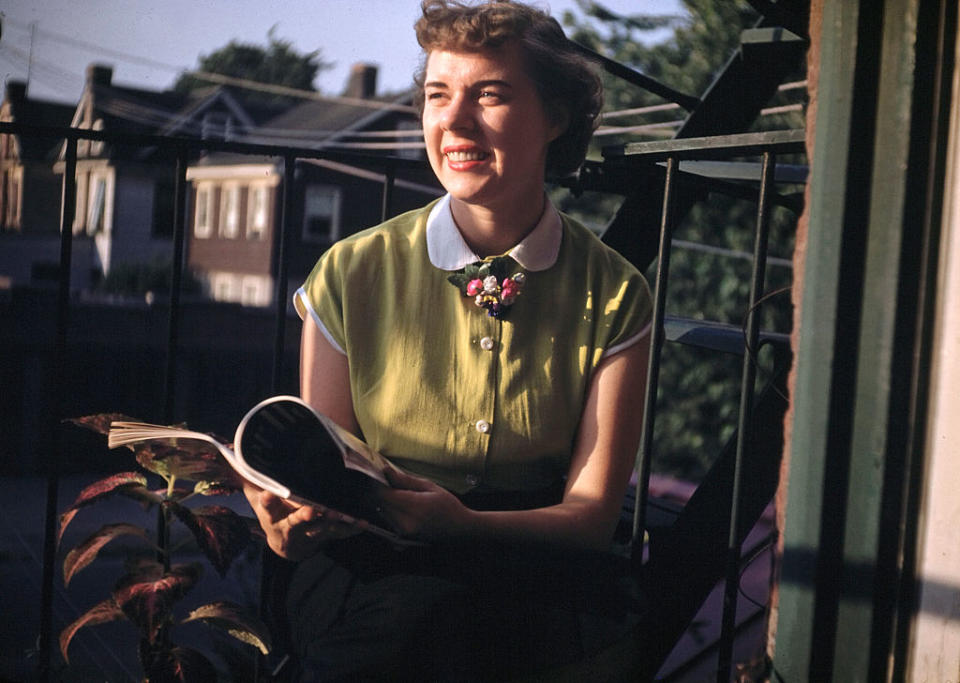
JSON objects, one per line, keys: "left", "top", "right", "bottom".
{"left": 632, "top": 156, "right": 679, "bottom": 552}
{"left": 38, "top": 132, "right": 78, "bottom": 681}
{"left": 154, "top": 147, "right": 190, "bottom": 570}
{"left": 162, "top": 147, "right": 189, "bottom": 424}
{"left": 717, "top": 150, "right": 775, "bottom": 682}
{"left": 271, "top": 154, "right": 296, "bottom": 391}
{"left": 380, "top": 164, "right": 396, "bottom": 223}
{"left": 257, "top": 153, "right": 297, "bottom": 683}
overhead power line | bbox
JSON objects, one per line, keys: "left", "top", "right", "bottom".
{"left": 2, "top": 16, "right": 185, "bottom": 72}
{"left": 1, "top": 16, "right": 417, "bottom": 113}
{"left": 186, "top": 71, "right": 417, "bottom": 113}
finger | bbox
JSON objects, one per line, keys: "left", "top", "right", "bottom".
{"left": 258, "top": 491, "right": 294, "bottom": 522}
{"left": 287, "top": 504, "right": 324, "bottom": 526}
{"left": 383, "top": 467, "right": 436, "bottom": 492}
{"left": 302, "top": 513, "right": 366, "bottom": 539}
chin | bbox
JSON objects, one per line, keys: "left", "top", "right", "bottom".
{"left": 441, "top": 179, "right": 494, "bottom": 204}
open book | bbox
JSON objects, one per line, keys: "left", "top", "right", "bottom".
{"left": 108, "top": 395, "right": 407, "bottom": 544}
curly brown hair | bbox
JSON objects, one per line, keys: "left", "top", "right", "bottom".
{"left": 414, "top": 0, "right": 602, "bottom": 177}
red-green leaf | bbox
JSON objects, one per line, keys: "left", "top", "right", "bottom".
{"left": 143, "top": 646, "right": 218, "bottom": 682}
{"left": 193, "top": 480, "right": 239, "bottom": 497}
{"left": 113, "top": 562, "right": 201, "bottom": 643}
{"left": 133, "top": 440, "right": 241, "bottom": 487}
{"left": 63, "top": 523, "right": 152, "bottom": 588}
{"left": 59, "top": 598, "right": 125, "bottom": 664}
{"left": 181, "top": 601, "right": 272, "bottom": 655}
{"left": 167, "top": 503, "right": 250, "bottom": 577}
{"left": 58, "top": 472, "right": 149, "bottom": 544}
{"left": 66, "top": 413, "right": 140, "bottom": 436}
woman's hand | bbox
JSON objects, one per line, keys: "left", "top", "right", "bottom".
{"left": 376, "top": 469, "right": 474, "bottom": 540}
{"left": 242, "top": 482, "right": 365, "bottom": 561}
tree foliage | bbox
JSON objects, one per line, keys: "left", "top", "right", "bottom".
{"left": 564, "top": 0, "right": 757, "bottom": 112}
{"left": 560, "top": 1, "right": 805, "bottom": 480}
{"left": 174, "top": 26, "right": 331, "bottom": 105}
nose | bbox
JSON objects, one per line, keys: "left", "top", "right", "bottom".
{"left": 440, "top": 93, "right": 475, "bottom": 131}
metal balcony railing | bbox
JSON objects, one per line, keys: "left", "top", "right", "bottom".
{"left": 1, "top": 120, "right": 804, "bottom": 682}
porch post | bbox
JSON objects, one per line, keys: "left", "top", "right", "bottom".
{"left": 774, "top": 0, "right": 955, "bottom": 679}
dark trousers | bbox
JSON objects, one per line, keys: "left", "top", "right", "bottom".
{"left": 280, "top": 534, "right": 638, "bottom": 682}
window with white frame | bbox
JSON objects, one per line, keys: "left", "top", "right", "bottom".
{"left": 73, "top": 172, "right": 88, "bottom": 234}
{"left": 212, "top": 272, "right": 240, "bottom": 302}
{"left": 4, "top": 170, "right": 21, "bottom": 228}
{"left": 87, "top": 176, "right": 106, "bottom": 235}
{"left": 247, "top": 184, "right": 269, "bottom": 240}
{"left": 194, "top": 184, "right": 214, "bottom": 238}
{"left": 241, "top": 275, "right": 269, "bottom": 306}
{"left": 302, "top": 184, "right": 342, "bottom": 244}
{"left": 219, "top": 184, "right": 241, "bottom": 239}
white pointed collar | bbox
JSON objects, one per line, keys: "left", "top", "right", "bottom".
{"left": 426, "top": 193, "right": 562, "bottom": 272}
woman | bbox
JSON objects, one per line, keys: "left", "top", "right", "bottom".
{"left": 245, "top": 0, "right": 652, "bottom": 679}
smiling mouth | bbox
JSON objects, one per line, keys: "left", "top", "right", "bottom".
{"left": 445, "top": 150, "right": 489, "bottom": 162}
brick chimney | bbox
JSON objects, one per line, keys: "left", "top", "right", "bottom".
{"left": 86, "top": 64, "right": 114, "bottom": 87}
{"left": 343, "top": 63, "right": 378, "bottom": 99}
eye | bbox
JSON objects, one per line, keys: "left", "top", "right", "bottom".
{"left": 479, "top": 89, "right": 502, "bottom": 102}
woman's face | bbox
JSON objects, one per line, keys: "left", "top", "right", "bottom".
{"left": 421, "top": 42, "right": 563, "bottom": 213}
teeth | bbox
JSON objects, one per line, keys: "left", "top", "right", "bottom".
{"left": 446, "top": 150, "right": 487, "bottom": 162}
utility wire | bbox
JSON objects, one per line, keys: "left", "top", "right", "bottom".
{"left": 1, "top": 16, "right": 418, "bottom": 114}
{"left": 2, "top": 16, "right": 187, "bottom": 73}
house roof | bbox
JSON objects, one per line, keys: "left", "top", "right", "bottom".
{"left": 264, "top": 90, "right": 414, "bottom": 133}
{"left": 0, "top": 83, "right": 75, "bottom": 161}
{"left": 67, "top": 65, "right": 289, "bottom": 161}
{"left": 190, "top": 79, "right": 420, "bottom": 171}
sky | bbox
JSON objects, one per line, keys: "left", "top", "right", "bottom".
{"left": 0, "top": 0, "right": 685, "bottom": 105}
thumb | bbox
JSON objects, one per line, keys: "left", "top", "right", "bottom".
{"left": 259, "top": 490, "right": 295, "bottom": 521}
{"left": 384, "top": 467, "right": 435, "bottom": 492}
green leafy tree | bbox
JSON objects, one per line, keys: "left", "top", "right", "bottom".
{"left": 174, "top": 26, "right": 331, "bottom": 105}
{"left": 560, "top": 1, "right": 804, "bottom": 480}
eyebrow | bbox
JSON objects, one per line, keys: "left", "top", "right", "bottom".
{"left": 423, "top": 79, "right": 514, "bottom": 90}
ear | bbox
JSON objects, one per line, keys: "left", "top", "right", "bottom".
{"left": 547, "top": 106, "right": 570, "bottom": 142}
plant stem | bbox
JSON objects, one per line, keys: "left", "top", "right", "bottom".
{"left": 158, "top": 476, "right": 175, "bottom": 572}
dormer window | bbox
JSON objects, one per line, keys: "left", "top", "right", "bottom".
{"left": 202, "top": 112, "right": 233, "bottom": 140}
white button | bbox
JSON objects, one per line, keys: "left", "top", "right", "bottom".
{"left": 465, "top": 474, "right": 480, "bottom": 486}
{"left": 475, "top": 419, "right": 490, "bottom": 434}
{"left": 480, "top": 336, "right": 495, "bottom": 351}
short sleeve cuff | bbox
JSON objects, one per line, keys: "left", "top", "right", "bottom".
{"left": 601, "top": 319, "right": 652, "bottom": 359}
{"left": 293, "top": 286, "right": 346, "bottom": 355}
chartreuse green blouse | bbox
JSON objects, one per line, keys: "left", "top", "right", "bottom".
{"left": 294, "top": 195, "right": 652, "bottom": 495}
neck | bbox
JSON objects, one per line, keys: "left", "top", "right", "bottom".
{"left": 450, "top": 193, "right": 546, "bottom": 258}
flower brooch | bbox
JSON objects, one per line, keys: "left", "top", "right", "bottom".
{"left": 448, "top": 256, "right": 525, "bottom": 320}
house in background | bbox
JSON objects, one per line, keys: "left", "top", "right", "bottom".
{"left": 1, "top": 61, "right": 440, "bottom": 301}
{"left": 0, "top": 82, "right": 75, "bottom": 287}
{"left": 185, "top": 63, "right": 442, "bottom": 306}
{"left": 50, "top": 63, "right": 282, "bottom": 289}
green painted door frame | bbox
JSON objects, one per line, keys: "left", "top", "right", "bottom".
{"left": 775, "top": 0, "right": 955, "bottom": 680}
